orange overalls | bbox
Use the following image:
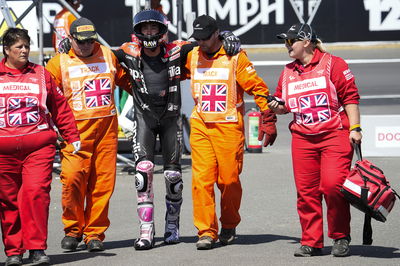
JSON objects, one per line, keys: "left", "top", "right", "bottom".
{"left": 46, "top": 43, "right": 131, "bottom": 243}
{"left": 185, "top": 47, "right": 270, "bottom": 240}
{"left": 52, "top": 8, "right": 77, "bottom": 52}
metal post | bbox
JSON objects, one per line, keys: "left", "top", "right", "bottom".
{"left": 37, "top": 0, "right": 44, "bottom": 66}
{"left": 0, "top": 0, "right": 16, "bottom": 27}
{"left": 14, "top": 1, "right": 36, "bottom": 25}
{"left": 185, "top": 12, "right": 195, "bottom": 40}
{"left": 177, "top": 0, "right": 183, "bottom": 39}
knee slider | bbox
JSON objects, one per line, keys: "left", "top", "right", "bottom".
{"left": 164, "top": 170, "right": 183, "bottom": 199}
{"left": 135, "top": 160, "right": 154, "bottom": 193}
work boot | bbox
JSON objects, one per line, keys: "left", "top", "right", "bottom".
{"left": 196, "top": 236, "right": 215, "bottom": 250}
{"left": 87, "top": 239, "right": 105, "bottom": 252}
{"left": 61, "top": 236, "right": 82, "bottom": 251}
{"left": 28, "top": 250, "right": 50, "bottom": 265}
{"left": 331, "top": 236, "right": 351, "bottom": 257}
{"left": 219, "top": 228, "right": 236, "bottom": 245}
{"left": 294, "top": 245, "right": 322, "bottom": 257}
{"left": 5, "top": 255, "right": 22, "bottom": 266}
{"left": 134, "top": 223, "right": 155, "bottom": 250}
{"left": 164, "top": 198, "right": 182, "bottom": 244}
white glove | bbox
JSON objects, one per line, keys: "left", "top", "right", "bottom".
{"left": 72, "top": 141, "right": 81, "bottom": 154}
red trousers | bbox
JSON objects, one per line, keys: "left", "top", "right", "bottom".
{"left": 292, "top": 129, "right": 352, "bottom": 248}
{"left": 0, "top": 130, "right": 57, "bottom": 256}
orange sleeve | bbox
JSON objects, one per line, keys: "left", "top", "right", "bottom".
{"left": 183, "top": 50, "right": 193, "bottom": 79}
{"left": 112, "top": 53, "right": 133, "bottom": 95}
{"left": 235, "top": 51, "right": 270, "bottom": 111}
{"left": 45, "top": 54, "right": 63, "bottom": 90}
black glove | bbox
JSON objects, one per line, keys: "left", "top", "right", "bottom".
{"left": 219, "top": 31, "right": 241, "bottom": 56}
{"left": 58, "top": 38, "right": 71, "bottom": 54}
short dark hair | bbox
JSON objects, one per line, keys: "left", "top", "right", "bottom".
{"left": 2, "top": 28, "right": 30, "bottom": 57}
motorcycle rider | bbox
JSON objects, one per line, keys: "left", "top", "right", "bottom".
{"left": 113, "top": 9, "right": 241, "bottom": 250}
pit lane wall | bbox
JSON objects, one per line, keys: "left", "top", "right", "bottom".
{"left": 1, "top": 0, "right": 400, "bottom": 50}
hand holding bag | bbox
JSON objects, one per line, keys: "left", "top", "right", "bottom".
{"left": 341, "top": 143, "right": 400, "bottom": 244}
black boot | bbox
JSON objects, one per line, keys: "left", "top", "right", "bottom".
{"left": 61, "top": 236, "right": 82, "bottom": 251}
{"left": 29, "top": 250, "right": 50, "bottom": 265}
{"left": 87, "top": 239, "right": 105, "bottom": 252}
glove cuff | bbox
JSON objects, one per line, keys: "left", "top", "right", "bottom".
{"left": 261, "top": 109, "right": 277, "bottom": 123}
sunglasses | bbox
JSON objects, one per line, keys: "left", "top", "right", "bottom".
{"left": 74, "top": 38, "right": 95, "bottom": 45}
{"left": 285, "top": 38, "right": 302, "bottom": 46}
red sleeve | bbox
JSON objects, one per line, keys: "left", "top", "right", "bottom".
{"left": 274, "top": 69, "right": 285, "bottom": 98}
{"left": 44, "top": 69, "right": 80, "bottom": 143}
{"left": 330, "top": 55, "right": 360, "bottom": 105}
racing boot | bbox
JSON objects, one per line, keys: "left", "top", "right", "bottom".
{"left": 164, "top": 198, "right": 182, "bottom": 244}
{"left": 134, "top": 203, "right": 155, "bottom": 250}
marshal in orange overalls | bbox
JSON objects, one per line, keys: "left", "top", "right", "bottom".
{"left": 46, "top": 43, "right": 131, "bottom": 243}
{"left": 184, "top": 46, "right": 271, "bottom": 240}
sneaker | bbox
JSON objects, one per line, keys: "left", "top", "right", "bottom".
{"left": 28, "top": 250, "right": 50, "bottom": 265}
{"left": 294, "top": 245, "right": 322, "bottom": 257}
{"left": 219, "top": 228, "right": 236, "bottom": 245}
{"left": 134, "top": 223, "right": 155, "bottom": 250}
{"left": 87, "top": 239, "right": 105, "bottom": 252}
{"left": 196, "top": 236, "right": 215, "bottom": 250}
{"left": 5, "top": 255, "right": 22, "bottom": 266}
{"left": 331, "top": 237, "right": 351, "bottom": 257}
{"left": 61, "top": 236, "right": 82, "bottom": 251}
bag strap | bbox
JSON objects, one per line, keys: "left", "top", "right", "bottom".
{"left": 362, "top": 214, "right": 373, "bottom": 245}
{"left": 355, "top": 143, "right": 373, "bottom": 245}
{"left": 353, "top": 142, "right": 362, "bottom": 161}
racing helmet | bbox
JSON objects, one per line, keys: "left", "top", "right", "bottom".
{"left": 133, "top": 9, "right": 168, "bottom": 49}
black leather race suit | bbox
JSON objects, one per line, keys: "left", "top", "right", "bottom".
{"left": 114, "top": 40, "right": 195, "bottom": 171}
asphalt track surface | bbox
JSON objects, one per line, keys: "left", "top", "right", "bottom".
{"left": 1, "top": 45, "right": 400, "bottom": 265}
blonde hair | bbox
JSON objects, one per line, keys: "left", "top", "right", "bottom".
{"left": 313, "top": 38, "right": 326, "bottom": 53}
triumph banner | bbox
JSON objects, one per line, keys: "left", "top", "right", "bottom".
{"left": 1, "top": 0, "right": 399, "bottom": 49}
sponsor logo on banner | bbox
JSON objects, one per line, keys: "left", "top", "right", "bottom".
{"left": 375, "top": 126, "right": 400, "bottom": 147}
{"left": 364, "top": 0, "right": 400, "bottom": 31}
{"left": 194, "top": 68, "right": 229, "bottom": 80}
{"left": 287, "top": 76, "right": 326, "bottom": 95}
{"left": 133, "top": 0, "right": 287, "bottom": 38}
{"left": 68, "top": 63, "right": 110, "bottom": 78}
{"left": 0, "top": 82, "right": 40, "bottom": 94}
{"left": 289, "top": 0, "right": 322, "bottom": 24}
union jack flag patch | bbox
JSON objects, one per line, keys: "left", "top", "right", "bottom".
{"left": 7, "top": 97, "right": 39, "bottom": 126}
{"left": 299, "top": 93, "right": 331, "bottom": 124}
{"left": 201, "top": 84, "right": 227, "bottom": 112}
{"left": 84, "top": 78, "right": 111, "bottom": 108}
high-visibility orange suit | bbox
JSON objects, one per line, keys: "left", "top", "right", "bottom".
{"left": 52, "top": 7, "right": 77, "bottom": 52}
{"left": 184, "top": 46, "right": 271, "bottom": 241}
{"left": 46, "top": 42, "right": 131, "bottom": 244}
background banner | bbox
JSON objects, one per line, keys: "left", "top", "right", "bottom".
{"left": 1, "top": 0, "right": 400, "bottom": 49}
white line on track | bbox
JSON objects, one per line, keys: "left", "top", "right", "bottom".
{"left": 253, "top": 58, "right": 400, "bottom": 66}
{"left": 244, "top": 94, "right": 400, "bottom": 103}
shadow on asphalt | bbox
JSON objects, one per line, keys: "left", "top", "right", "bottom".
{"left": 41, "top": 251, "right": 117, "bottom": 265}
{"left": 339, "top": 245, "right": 400, "bottom": 259}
